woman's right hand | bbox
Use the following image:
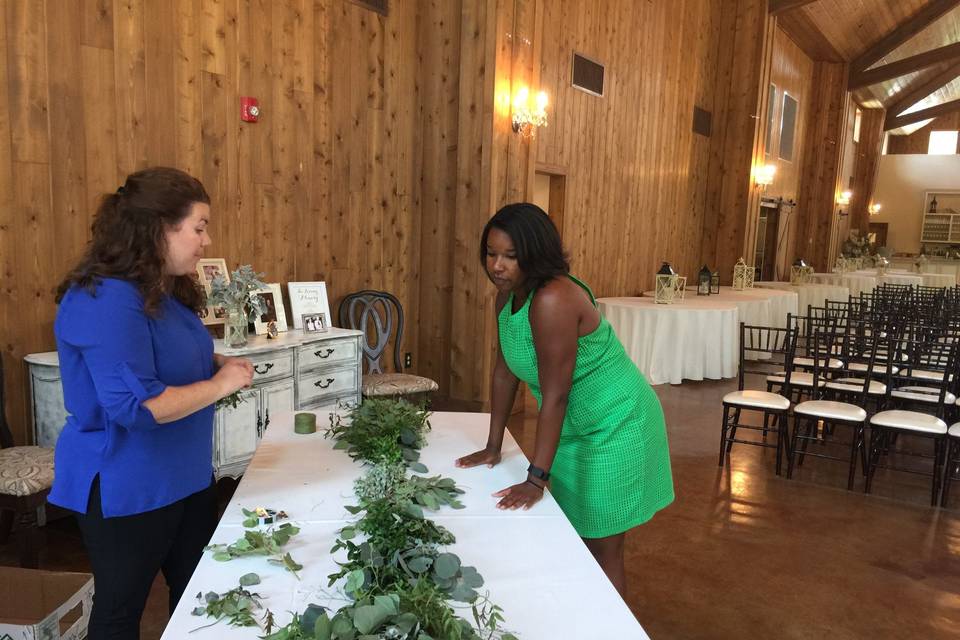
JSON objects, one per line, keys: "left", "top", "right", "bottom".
{"left": 455, "top": 446, "right": 501, "bottom": 468}
{"left": 213, "top": 358, "right": 254, "bottom": 398}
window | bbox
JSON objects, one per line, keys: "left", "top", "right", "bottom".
{"left": 765, "top": 84, "right": 777, "bottom": 155}
{"left": 779, "top": 93, "right": 798, "bottom": 162}
{"left": 928, "top": 131, "right": 958, "bottom": 155}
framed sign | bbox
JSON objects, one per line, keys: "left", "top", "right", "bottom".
{"left": 287, "top": 282, "right": 331, "bottom": 330}
{"left": 196, "top": 258, "right": 230, "bottom": 325}
{"left": 252, "top": 283, "right": 288, "bottom": 335}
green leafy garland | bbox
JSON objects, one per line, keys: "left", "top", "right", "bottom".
{"left": 205, "top": 521, "right": 304, "bottom": 579}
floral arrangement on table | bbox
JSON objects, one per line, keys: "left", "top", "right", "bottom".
{"left": 206, "top": 264, "right": 269, "bottom": 322}
{"left": 192, "top": 398, "right": 519, "bottom": 639}
{"left": 840, "top": 230, "right": 872, "bottom": 259}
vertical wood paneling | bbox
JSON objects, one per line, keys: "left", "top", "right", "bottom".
{"left": 82, "top": 46, "right": 119, "bottom": 212}
{"left": 113, "top": 0, "right": 148, "bottom": 176}
{"left": 7, "top": 0, "right": 49, "bottom": 164}
{"left": 144, "top": 0, "right": 178, "bottom": 166}
{"left": 82, "top": 0, "right": 113, "bottom": 49}
{"left": 174, "top": 0, "right": 203, "bottom": 176}
{"left": 849, "top": 107, "right": 886, "bottom": 233}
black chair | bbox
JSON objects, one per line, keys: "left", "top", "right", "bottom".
{"left": 338, "top": 290, "right": 439, "bottom": 403}
{"left": 719, "top": 323, "right": 798, "bottom": 475}
{"left": 0, "top": 355, "right": 54, "bottom": 567}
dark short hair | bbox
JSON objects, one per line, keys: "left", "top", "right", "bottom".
{"left": 56, "top": 167, "right": 210, "bottom": 315}
{"left": 480, "top": 203, "right": 569, "bottom": 291}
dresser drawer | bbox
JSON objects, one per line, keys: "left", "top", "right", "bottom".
{"left": 297, "top": 365, "right": 358, "bottom": 406}
{"left": 298, "top": 338, "right": 359, "bottom": 372}
{"left": 248, "top": 349, "right": 294, "bottom": 383}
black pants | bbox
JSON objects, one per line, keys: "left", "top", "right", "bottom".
{"left": 75, "top": 476, "right": 217, "bottom": 640}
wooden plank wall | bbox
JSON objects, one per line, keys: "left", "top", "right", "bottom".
{"left": 887, "top": 112, "right": 960, "bottom": 155}
{"left": 849, "top": 108, "right": 887, "bottom": 234}
{"left": 792, "top": 61, "right": 850, "bottom": 270}
{"left": 0, "top": 0, "right": 440, "bottom": 445}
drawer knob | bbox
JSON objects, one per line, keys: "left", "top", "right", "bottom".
{"left": 253, "top": 363, "right": 275, "bottom": 375}
{"left": 314, "top": 377, "right": 335, "bottom": 389}
{"left": 314, "top": 348, "right": 335, "bottom": 358}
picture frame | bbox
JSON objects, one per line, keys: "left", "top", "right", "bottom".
{"left": 252, "top": 283, "right": 288, "bottom": 335}
{"left": 301, "top": 312, "right": 328, "bottom": 333}
{"left": 287, "top": 282, "right": 332, "bottom": 330}
{"left": 196, "top": 258, "right": 230, "bottom": 325}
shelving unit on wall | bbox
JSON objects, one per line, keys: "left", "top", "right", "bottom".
{"left": 920, "top": 191, "right": 960, "bottom": 243}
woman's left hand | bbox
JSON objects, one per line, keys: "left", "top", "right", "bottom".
{"left": 492, "top": 481, "right": 544, "bottom": 510}
{"left": 214, "top": 354, "right": 254, "bottom": 379}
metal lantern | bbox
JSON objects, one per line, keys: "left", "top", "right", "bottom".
{"left": 833, "top": 256, "right": 848, "bottom": 274}
{"left": 710, "top": 271, "right": 720, "bottom": 294}
{"left": 697, "top": 265, "right": 712, "bottom": 295}
{"left": 654, "top": 261, "right": 678, "bottom": 304}
{"left": 732, "top": 257, "right": 750, "bottom": 290}
{"left": 875, "top": 255, "right": 889, "bottom": 276}
{"left": 675, "top": 276, "right": 687, "bottom": 301}
{"left": 790, "top": 258, "right": 812, "bottom": 285}
{"left": 914, "top": 253, "right": 928, "bottom": 274}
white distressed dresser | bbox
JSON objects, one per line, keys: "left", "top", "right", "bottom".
{"left": 24, "top": 328, "right": 363, "bottom": 479}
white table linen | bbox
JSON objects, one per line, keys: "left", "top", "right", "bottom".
{"left": 920, "top": 272, "right": 956, "bottom": 288}
{"left": 754, "top": 281, "right": 850, "bottom": 314}
{"left": 810, "top": 273, "right": 877, "bottom": 297}
{"left": 161, "top": 411, "right": 649, "bottom": 640}
{"left": 599, "top": 296, "right": 738, "bottom": 385}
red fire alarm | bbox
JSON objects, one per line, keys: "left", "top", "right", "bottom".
{"left": 240, "top": 97, "right": 260, "bottom": 122}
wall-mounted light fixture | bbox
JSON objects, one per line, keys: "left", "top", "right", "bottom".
{"left": 511, "top": 87, "right": 549, "bottom": 139}
{"left": 869, "top": 203, "right": 882, "bottom": 216}
{"left": 837, "top": 190, "right": 853, "bottom": 217}
{"left": 754, "top": 164, "right": 776, "bottom": 190}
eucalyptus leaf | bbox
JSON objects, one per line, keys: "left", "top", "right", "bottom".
{"left": 314, "top": 612, "right": 333, "bottom": 640}
{"left": 352, "top": 604, "right": 390, "bottom": 634}
{"left": 344, "top": 568, "right": 365, "bottom": 593}
{"left": 299, "top": 603, "right": 326, "bottom": 635}
{"left": 406, "top": 556, "right": 432, "bottom": 573}
{"left": 433, "top": 553, "right": 460, "bottom": 579}
{"left": 409, "top": 462, "right": 429, "bottom": 473}
{"left": 238, "top": 572, "right": 261, "bottom": 586}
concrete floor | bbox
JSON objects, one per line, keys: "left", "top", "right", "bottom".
{"left": 3, "top": 377, "right": 959, "bottom": 639}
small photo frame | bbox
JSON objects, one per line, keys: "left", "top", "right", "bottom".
{"left": 196, "top": 258, "right": 230, "bottom": 325}
{"left": 301, "top": 312, "right": 328, "bottom": 333}
{"left": 253, "top": 283, "right": 288, "bottom": 335}
{"left": 288, "top": 281, "right": 332, "bottom": 330}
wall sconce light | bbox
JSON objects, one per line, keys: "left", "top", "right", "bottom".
{"left": 511, "top": 87, "right": 549, "bottom": 139}
{"left": 869, "top": 203, "right": 882, "bottom": 216}
{"left": 754, "top": 164, "right": 776, "bottom": 189}
{"left": 836, "top": 190, "right": 852, "bottom": 217}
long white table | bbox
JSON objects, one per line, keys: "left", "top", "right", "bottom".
{"left": 161, "top": 411, "right": 649, "bottom": 640}
{"left": 754, "top": 281, "right": 850, "bottom": 314}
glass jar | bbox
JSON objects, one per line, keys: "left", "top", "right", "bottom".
{"left": 224, "top": 307, "right": 248, "bottom": 348}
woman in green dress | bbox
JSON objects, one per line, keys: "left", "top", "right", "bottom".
{"left": 456, "top": 202, "right": 674, "bottom": 595}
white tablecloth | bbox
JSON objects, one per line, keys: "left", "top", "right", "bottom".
{"left": 849, "top": 270, "right": 924, "bottom": 287}
{"left": 599, "top": 296, "right": 738, "bottom": 385}
{"left": 161, "top": 411, "right": 649, "bottom": 640}
{"left": 810, "top": 273, "right": 877, "bottom": 297}
{"left": 754, "top": 281, "right": 850, "bottom": 314}
{"left": 920, "top": 272, "right": 956, "bottom": 288}
{"left": 643, "top": 287, "right": 798, "bottom": 328}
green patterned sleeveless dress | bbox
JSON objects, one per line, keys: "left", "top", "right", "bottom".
{"left": 499, "top": 275, "right": 674, "bottom": 538}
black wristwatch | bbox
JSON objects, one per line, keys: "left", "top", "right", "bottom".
{"left": 527, "top": 463, "right": 550, "bottom": 482}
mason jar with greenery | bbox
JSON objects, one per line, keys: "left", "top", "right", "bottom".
{"left": 206, "top": 265, "right": 269, "bottom": 348}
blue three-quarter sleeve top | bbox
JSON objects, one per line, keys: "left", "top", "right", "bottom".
{"left": 48, "top": 278, "right": 216, "bottom": 518}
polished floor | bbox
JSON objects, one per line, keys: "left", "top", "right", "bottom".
{"left": 3, "top": 378, "right": 959, "bottom": 639}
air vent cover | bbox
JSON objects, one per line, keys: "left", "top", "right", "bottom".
{"left": 351, "top": 0, "right": 388, "bottom": 16}
{"left": 692, "top": 106, "right": 712, "bottom": 137}
{"left": 572, "top": 53, "right": 604, "bottom": 97}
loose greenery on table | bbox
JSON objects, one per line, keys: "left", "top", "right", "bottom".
{"left": 205, "top": 521, "right": 304, "bottom": 579}
{"left": 190, "top": 573, "right": 265, "bottom": 631}
{"left": 324, "top": 398, "right": 432, "bottom": 470}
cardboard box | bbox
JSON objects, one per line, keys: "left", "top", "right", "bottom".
{"left": 0, "top": 567, "right": 93, "bottom": 640}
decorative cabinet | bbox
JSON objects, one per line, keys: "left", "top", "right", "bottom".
{"left": 24, "top": 328, "right": 362, "bottom": 479}
{"left": 920, "top": 191, "right": 960, "bottom": 243}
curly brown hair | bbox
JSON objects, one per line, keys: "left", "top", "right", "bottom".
{"left": 56, "top": 167, "right": 210, "bottom": 316}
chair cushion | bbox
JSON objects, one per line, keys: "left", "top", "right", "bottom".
{"left": 869, "top": 410, "right": 947, "bottom": 435}
{"left": 0, "top": 446, "right": 54, "bottom": 497}
{"left": 767, "top": 372, "right": 823, "bottom": 387}
{"left": 949, "top": 422, "right": 960, "bottom": 438}
{"left": 848, "top": 362, "right": 899, "bottom": 375}
{"left": 826, "top": 378, "right": 886, "bottom": 395}
{"left": 794, "top": 400, "right": 866, "bottom": 422}
{"left": 362, "top": 373, "right": 439, "bottom": 397}
{"left": 911, "top": 369, "right": 954, "bottom": 382}
{"left": 722, "top": 390, "right": 789, "bottom": 411}
{"left": 891, "top": 386, "right": 957, "bottom": 404}
{"left": 793, "top": 357, "right": 843, "bottom": 369}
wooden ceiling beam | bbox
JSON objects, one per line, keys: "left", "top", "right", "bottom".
{"left": 852, "top": 0, "right": 960, "bottom": 74}
{"left": 884, "top": 61, "right": 960, "bottom": 127}
{"left": 849, "top": 41, "right": 960, "bottom": 89}
{"left": 768, "top": 0, "right": 820, "bottom": 16}
{"left": 885, "top": 97, "right": 960, "bottom": 130}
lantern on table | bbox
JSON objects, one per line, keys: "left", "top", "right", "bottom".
{"left": 732, "top": 257, "right": 752, "bottom": 290}
{"left": 833, "top": 256, "right": 848, "bottom": 274}
{"left": 654, "top": 262, "right": 679, "bottom": 304}
{"left": 875, "top": 255, "right": 889, "bottom": 276}
{"left": 675, "top": 276, "right": 687, "bottom": 301}
{"left": 790, "top": 258, "right": 813, "bottom": 285}
{"left": 710, "top": 270, "right": 721, "bottom": 294}
{"left": 697, "top": 265, "right": 712, "bottom": 296}
{"left": 914, "top": 253, "right": 928, "bottom": 274}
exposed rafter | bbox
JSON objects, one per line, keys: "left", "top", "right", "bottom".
{"left": 884, "top": 61, "right": 960, "bottom": 128}
{"left": 885, "top": 97, "right": 960, "bottom": 130}
{"left": 851, "top": 0, "right": 960, "bottom": 74}
{"left": 768, "top": 0, "right": 820, "bottom": 16}
{"left": 849, "top": 41, "right": 960, "bottom": 89}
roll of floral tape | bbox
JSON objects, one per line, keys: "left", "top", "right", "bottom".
{"left": 294, "top": 412, "right": 317, "bottom": 434}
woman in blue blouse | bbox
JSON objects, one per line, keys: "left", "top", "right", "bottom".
{"left": 50, "top": 167, "right": 254, "bottom": 639}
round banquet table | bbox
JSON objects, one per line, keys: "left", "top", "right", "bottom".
{"left": 849, "top": 269, "right": 923, "bottom": 287}
{"left": 642, "top": 286, "right": 798, "bottom": 328}
{"left": 810, "top": 272, "right": 876, "bottom": 297}
{"left": 599, "top": 296, "right": 738, "bottom": 385}
{"left": 754, "top": 281, "right": 850, "bottom": 314}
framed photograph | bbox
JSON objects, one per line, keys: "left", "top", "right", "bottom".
{"left": 196, "top": 258, "right": 230, "bottom": 325}
{"left": 301, "top": 312, "right": 329, "bottom": 333}
{"left": 252, "top": 283, "right": 288, "bottom": 335}
{"left": 287, "top": 282, "right": 332, "bottom": 330}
